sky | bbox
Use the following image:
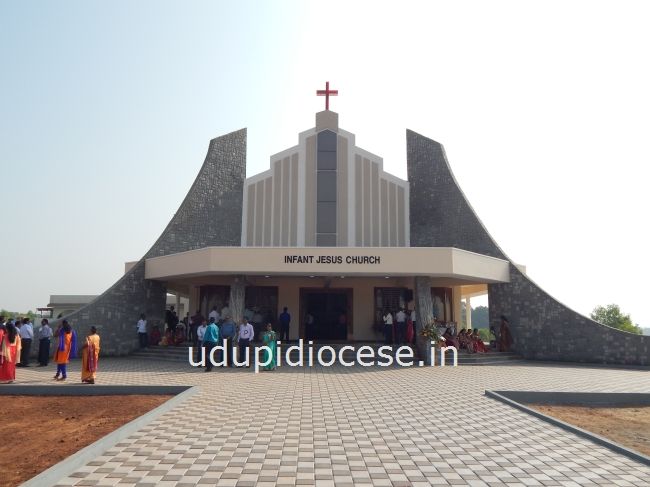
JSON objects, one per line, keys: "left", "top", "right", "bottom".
{"left": 1, "top": 1, "right": 649, "bottom": 327}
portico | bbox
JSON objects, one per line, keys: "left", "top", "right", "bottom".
{"left": 145, "top": 246, "right": 510, "bottom": 341}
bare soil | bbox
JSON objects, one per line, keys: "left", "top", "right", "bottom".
{"left": 530, "top": 405, "right": 650, "bottom": 457}
{"left": 0, "top": 395, "right": 171, "bottom": 487}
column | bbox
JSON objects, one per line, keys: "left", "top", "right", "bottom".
{"left": 229, "top": 276, "right": 246, "bottom": 323}
{"left": 188, "top": 286, "right": 200, "bottom": 318}
{"left": 414, "top": 276, "right": 434, "bottom": 361}
{"left": 452, "top": 286, "right": 462, "bottom": 330}
{"left": 465, "top": 297, "right": 472, "bottom": 330}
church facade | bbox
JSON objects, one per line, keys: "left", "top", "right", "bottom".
{"left": 60, "top": 94, "right": 649, "bottom": 365}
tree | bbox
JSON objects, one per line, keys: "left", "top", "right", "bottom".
{"left": 460, "top": 303, "right": 490, "bottom": 329}
{"left": 0, "top": 309, "right": 37, "bottom": 322}
{"left": 471, "top": 306, "right": 489, "bottom": 328}
{"left": 590, "top": 304, "right": 642, "bottom": 335}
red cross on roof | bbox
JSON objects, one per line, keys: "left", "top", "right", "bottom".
{"left": 316, "top": 81, "right": 338, "bottom": 111}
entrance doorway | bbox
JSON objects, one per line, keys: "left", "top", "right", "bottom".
{"left": 300, "top": 288, "right": 352, "bottom": 341}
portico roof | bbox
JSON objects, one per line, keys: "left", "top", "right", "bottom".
{"left": 144, "top": 246, "right": 510, "bottom": 284}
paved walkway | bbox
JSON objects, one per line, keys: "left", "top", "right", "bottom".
{"left": 13, "top": 359, "right": 650, "bottom": 486}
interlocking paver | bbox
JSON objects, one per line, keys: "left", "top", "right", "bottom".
{"left": 14, "top": 358, "right": 650, "bottom": 486}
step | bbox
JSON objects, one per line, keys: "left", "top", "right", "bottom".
{"left": 131, "top": 344, "right": 523, "bottom": 366}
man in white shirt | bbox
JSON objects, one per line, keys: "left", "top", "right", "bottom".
{"left": 196, "top": 318, "right": 208, "bottom": 362}
{"left": 197, "top": 319, "right": 208, "bottom": 342}
{"left": 38, "top": 318, "right": 53, "bottom": 366}
{"left": 382, "top": 311, "right": 393, "bottom": 345}
{"left": 395, "top": 309, "right": 407, "bottom": 345}
{"left": 237, "top": 319, "right": 254, "bottom": 367}
{"left": 136, "top": 313, "right": 148, "bottom": 349}
{"left": 18, "top": 318, "right": 34, "bottom": 366}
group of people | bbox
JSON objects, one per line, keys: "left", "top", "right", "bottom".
{"left": 140, "top": 305, "right": 292, "bottom": 348}
{"left": 382, "top": 308, "right": 417, "bottom": 345}
{"left": 135, "top": 306, "right": 288, "bottom": 371}
{"left": 200, "top": 318, "right": 278, "bottom": 372}
{"left": 0, "top": 315, "right": 100, "bottom": 384}
{"left": 441, "top": 327, "right": 489, "bottom": 353}
{"left": 439, "top": 316, "right": 514, "bottom": 353}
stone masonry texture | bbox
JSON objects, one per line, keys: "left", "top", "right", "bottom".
{"left": 406, "top": 129, "right": 649, "bottom": 365}
{"left": 52, "top": 129, "right": 247, "bottom": 356}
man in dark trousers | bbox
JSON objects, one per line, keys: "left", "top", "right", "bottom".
{"left": 237, "top": 318, "right": 254, "bottom": 367}
{"left": 190, "top": 310, "right": 203, "bottom": 346}
{"left": 37, "top": 318, "right": 53, "bottom": 366}
{"left": 165, "top": 306, "right": 178, "bottom": 334}
{"left": 18, "top": 318, "right": 34, "bottom": 366}
{"left": 278, "top": 307, "right": 291, "bottom": 342}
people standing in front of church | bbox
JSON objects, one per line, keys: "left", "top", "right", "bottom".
{"left": 53, "top": 320, "right": 76, "bottom": 381}
{"left": 17, "top": 317, "right": 34, "bottom": 367}
{"left": 150, "top": 325, "right": 161, "bottom": 346}
{"left": 196, "top": 318, "right": 208, "bottom": 362}
{"left": 499, "top": 315, "right": 513, "bottom": 352}
{"left": 237, "top": 319, "right": 254, "bottom": 367}
{"left": 183, "top": 312, "right": 190, "bottom": 337}
{"left": 81, "top": 326, "right": 100, "bottom": 384}
{"left": 304, "top": 312, "right": 314, "bottom": 340}
{"left": 382, "top": 310, "right": 393, "bottom": 344}
{"left": 190, "top": 310, "right": 203, "bottom": 346}
{"left": 406, "top": 312, "right": 414, "bottom": 344}
{"left": 37, "top": 318, "right": 53, "bottom": 366}
{"left": 395, "top": 308, "right": 407, "bottom": 345}
{"left": 0, "top": 321, "right": 21, "bottom": 383}
{"left": 165, "top": 306, "right": 178, "bottom": 334}
{"left": 220, "top": 316, "right": 237, "bottom": 367}
{"left": 136, "top": 314, "right": 148, "bottom": 349}
{"left": 278, "top": 307, "right": 291, "bottom": 342}
{"left": 202, "top": 318, "right": 219, "bottom": 372}
{"left": 261, "top": 322, "right": 277, "bottom": 371}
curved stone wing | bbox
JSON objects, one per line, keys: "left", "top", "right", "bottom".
{"left": 56, "top": 129, "right": 246, "bottom": 355}
{"left": 407, "top": 129, "right": 648, "bottom": 365}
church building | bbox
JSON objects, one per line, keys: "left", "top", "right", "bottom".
{"left": 61, "top": 84, "right": 649, "bottom": 365}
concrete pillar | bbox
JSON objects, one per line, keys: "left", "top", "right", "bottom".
{"left": 175, "top": 294, "right": 181, "bottom": 317}
{"left": 188, "top": 286, "right": 200, "bottom": 318}
{"left": 465, "top": 297, "right": 472, "bottom": 330}
{"left": 414, "top": 276, "right": 434, "bottom": 359}
{"left": 229, "top": 275, "right": 246, "bottom": 323}
{"left": 452, "top": 286, "right": 462, "bottom": 330}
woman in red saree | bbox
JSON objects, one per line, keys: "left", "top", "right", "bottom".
{"left": 458, "top": 329, "right": 475, "bottom": 353}
{"left": 149, "top": 325, "right": 161, "bottom": 346}
{"left": 471, "top": 329, "right": 488, "bottom": 353}
{"left": 406, "top": 317, "right": 414, "bottom": 344}
{"left": 173, "top": 325, "right": 185, "bottom": 346}
{"left": 0, "top": 322, "right": 22, "bottom": 383}
{"left": 442, "top": 327, "right": 460, "bottom": 349}
{"left": 53, "top": 320, "right": 77, "bottom": 381}
{"left": 81, "top": 326, "right": 100, "bottom": 384}
{"left": 499, "top": 316, "right": 513, "bottom": 352}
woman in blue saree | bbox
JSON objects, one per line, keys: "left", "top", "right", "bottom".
{"left": 261, "top": 323, "right": 277, "bottom": 371}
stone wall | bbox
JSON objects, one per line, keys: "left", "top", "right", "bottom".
{"left": 406, "top": 130, "right": 505, "bottom": 259}
{"left": 50, "top": 129, "right": 247, "bottom": 356}
{"left": 488, "top": 265, "right": 649, "bottom": 365}
{"left": 407, "top": 129, "right": 649, "bottom": 365}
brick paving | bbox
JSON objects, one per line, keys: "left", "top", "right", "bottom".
{"left": 13, "top": 358, "right": 650, "bottom": 486}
